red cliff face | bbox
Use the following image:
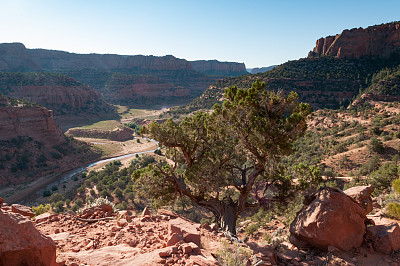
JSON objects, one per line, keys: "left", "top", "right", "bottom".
{"left": 308, "top": 22, "right": 400, "bottom": 59}
{"left": 0, "top": 106, "right": 65, "bottom": 147}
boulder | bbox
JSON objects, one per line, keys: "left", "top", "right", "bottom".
{"left": 169, "top": 217, "right": 201, "bottom": 246}
{"left": 289, "top": 187, "right": 366, "bottom": 251}
{"left": 0, "top": 210, "right": 57, "bottom": 266}
{"left": 344, "top": 185, "right": 374, "bottom": 215}
{"left": 365, "top": 222, "right": 400, "bottom": 254}
{"left": 11, "top": 204, "right": 35, "bottom": 218}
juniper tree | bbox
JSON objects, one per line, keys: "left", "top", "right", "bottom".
{"left": 135, "top": 80, "right": 311, "bottom": 235}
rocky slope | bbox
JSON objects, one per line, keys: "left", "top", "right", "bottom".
{"left": 308, "top": 22, "right": 400, "bottom": 59}
{"left": 0, "top": 95, "right": 101, "bottom": 186}
{"left": 190, "top": 60, "right": 247, "bottom": 77}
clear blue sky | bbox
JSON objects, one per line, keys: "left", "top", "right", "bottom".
{"left": 0, "top": 0, "right": 399, "bottom": 68}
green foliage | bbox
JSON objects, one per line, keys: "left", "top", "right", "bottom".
{"left": 368, "top": 137, "right": 384, "bottom": 154}
{"left": 138, "top": 80, "right": 311, "bottom": 233}
{"left": 32, "top": 204, "right": 51, "bottom": 216}
{"left": 386, "top": 202, "right": 400, "bottom": 219}
{"left": 115, "top": 201, "right": 128, "bottom": 210}
{"left": 369, "top": 162, "right": 398, "bottom": 192}
{"left": 49, "top": 193, "right": 64, "bottom": 203}
{"left": 53, "top": 201, "right": 64, "bottom": 214}
{"left": 42, "top": 190, "right": 51, "bottom": 197}
{"left": 154, "top": 149, "right": 162, "bottom": 156}
{"left": 124, "top": 122, "right": 142, "bottom": 134}
{"left": 245, "top": 223, "right": 259, "bottom": 236}
{"left": 216, "top": 239, "right": 253, "bottom": 266}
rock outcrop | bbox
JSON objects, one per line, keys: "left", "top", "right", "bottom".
{"left": 290, "top": 187, "right": 367, "bottom": 251}
{"left": 308, "top": 22, "right": 400, "bottom": 59}
{"left": 0, "top": 105, "right": 65, "bottom": 146}
{"left": 66, "top": 127, "right": 134, "bottom": 141}
{"left": 344, "top": 185, "right": 374, "bottom": 215}
{"left": 190, "top": 60, "right": 247, "bottom": 76}
{"left": 0, "top": 208, "right": 57, "bottom": 266}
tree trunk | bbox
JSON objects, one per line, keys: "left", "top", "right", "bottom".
{"left": 218, "top": 204, "right": 237, "bottom": 235}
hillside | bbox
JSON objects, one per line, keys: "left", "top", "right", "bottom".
{"left": 176, "top": 22, "right": 400, "bottom": 113}
{"left": 0, "top": 94, "right": 101, "bottom": 186}
{"left": 0, "top": 43, "right": 247, "bottom": 107}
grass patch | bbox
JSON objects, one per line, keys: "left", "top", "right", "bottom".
{"left": 81, "top": 120, "right": 122, "bottom": 130}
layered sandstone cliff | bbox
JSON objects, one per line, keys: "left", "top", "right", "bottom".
{"left": 0, "top": 105, "right": 65, "bottom": 146}
{"left": 190, "top": 60, "right": 247, "bottom": 76}
{"left": 308, "top": 22, "right": 400, "bottom": 59}
{"left": 0, "top": 72, "right": 110, "bottom": 115}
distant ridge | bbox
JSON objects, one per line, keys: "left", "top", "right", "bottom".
{"left": 251, "top": 65, "right": 277, "bottom": 74}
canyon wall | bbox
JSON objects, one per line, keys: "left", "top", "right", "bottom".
{"left": 0, "top": 72, "right": 111, "bottom": 115}
{"left": 308, "top": 22, "right": 400, "bottom": 59}
{"left": 190, "top": 60, "right": 247, "bottom": 76}
{"left": 0, "top": 105, "right": 65, "bottom": 146}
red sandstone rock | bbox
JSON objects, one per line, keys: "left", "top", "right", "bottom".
{"left": 0, "top": 106, "right": 65, "bottom": 147}
{"left": 117, "top": 218, "right": 127, "bottom": 227}
{"left": 365, "top": 222, "right": 400, "bottom": 255}
{"left": 308, "top": 22, "right": 400, "bottom": 59}
{"left": 11, "top": 204, "right": 35, "bottom": 218}
{"left": 181, "top": 243, "right": 193, "bottom": 254}
{"left": 289, "top": 187, "right": 366, "bottom": 251}
{"left": 167, "top": 233, "right": 183, "bottom": 246}
{"left": 344, "top": 185, "right": 374, "bottom": 215}
{"left": 0, "top": 210, "right": 57, "bottom": 266}
{"left": 169, "top": 217, "right": 201, "bottom": 246}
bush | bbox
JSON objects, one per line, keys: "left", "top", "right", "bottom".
{"left": 245, "top": 223, "right": 259, "bottom": 236}
{"left": 386, "top": 202, "right": 400, "bottom": 219}
{"left": 368, "top": 137, "right": 384, "bottom": 154}
{"left": 42, "top": 190, "right": 51, "bottom": 197}
{"left": 49, "top": 193, "right": 64, "bottom": 203}
{"left": 216, "top": 239, "right": 253, "bottom": 266}
{"left": 53, "top": 201, "right": 64, "bottom": 213}
{"left": 116, "top": 201, "right": 128, "bottom": 210}
{"left": 75, "top": 198, "right": 84, "bottom": 207}
{"left": 51, "top": 185, "right": 58, "bottom": 191}
{"left": 32, "top": 204, "right": 51, "bottom": 216}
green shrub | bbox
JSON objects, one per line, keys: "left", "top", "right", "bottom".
{"left": 53, "top": 201, "right": 64, "bottom": 213}
{"left": 32, "top": 204, "right": 51, "bottom": 216}
{"left": 245, "top": 223, "right": 259, "bottom": 236}
{"left": 216, "top": 239, "right": 253, "bottom": 266}
{"left": 368, "top": 137, "right": 384, "bottom": 154}
{"left": 42, "top": 190, "right": 51, "bottom": 197}
{"left": 49, "top": 193, "right": 64, "bottom": 203}
{"left": 386, "top": 202, "right": 400, "bottom": 219}
{"left": 116, "top": 201, "right": 128, "bottom": 210}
